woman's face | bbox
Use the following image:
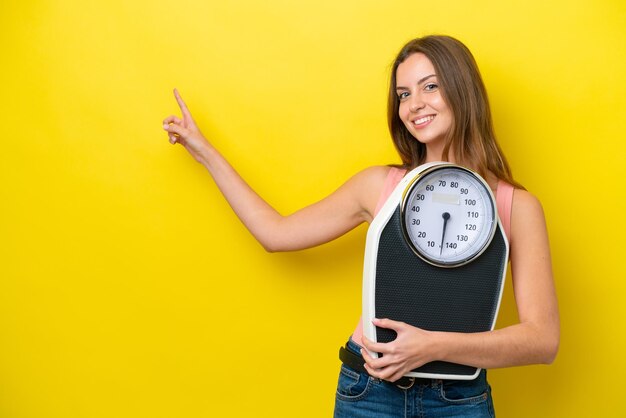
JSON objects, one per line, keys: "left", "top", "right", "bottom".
{"left": 396, "top": 53, "right": 453, "bottom": 157}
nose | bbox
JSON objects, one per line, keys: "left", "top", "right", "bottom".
{"left": 409, "top": 93, "right": 424, "bottom": 112}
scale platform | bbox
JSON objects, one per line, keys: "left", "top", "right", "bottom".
{"left": 362, "top": 165, "right": 509, "bottom": 380}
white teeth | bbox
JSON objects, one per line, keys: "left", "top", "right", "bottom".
{"left": 414, "top": 116, "right": 434, "bottom": 125}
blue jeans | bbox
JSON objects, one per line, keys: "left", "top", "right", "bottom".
{"left": 334, "top": 339, "right": 495, "bottom": 418}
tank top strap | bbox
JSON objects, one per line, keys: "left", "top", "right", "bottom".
{"left": 496, "top": 180, "right": 514, "bottom": 241}
{"left": 373, "top": 167, "right": 407, "bottom": 217}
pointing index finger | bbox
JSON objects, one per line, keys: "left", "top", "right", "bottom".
{"left": 173, "top": 88, "right": 192, "bottom": 117}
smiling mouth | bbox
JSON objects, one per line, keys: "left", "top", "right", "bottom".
{"left": 413, "top": 115, "right": 435, "bottom": 126}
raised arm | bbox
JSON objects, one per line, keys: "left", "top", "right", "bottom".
{"left": 162, "top": 89, "right": 389, "bottom": 252}
{"left": 361, "top": 189, "right": 560, "bottom": 382}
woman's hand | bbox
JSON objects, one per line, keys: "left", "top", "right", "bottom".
{"left": 162, "top": 89, "right": 212, "bottom": 164}
{"left": 360, "top": 318, "right": 437, "bottom": 382}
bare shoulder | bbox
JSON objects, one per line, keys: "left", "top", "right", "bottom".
{"left": 510, "top": 189, "right": 548, "bottom": 246}
{"left": 346, "top": 165, "right": 394, "bottom": 222}
{"left": 512, "top": 189, "right": 546, "bottom": 219}
{"left": 342, "top": 165, "right": 393, "bottom": 192}
{"left": 353, "top": 165, "right": 393, "bottom": 183}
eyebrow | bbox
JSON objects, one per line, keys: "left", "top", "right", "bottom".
{"left": 396, "top": 74, "right": 437, "bottom": 91}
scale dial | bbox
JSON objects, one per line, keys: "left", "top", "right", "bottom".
{"left": 401, "top": 164, "right": 497, "bottom": 267}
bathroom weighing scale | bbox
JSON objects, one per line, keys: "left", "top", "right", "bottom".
{"left": 362, "top": 162, "right": 509, "bottom": 380}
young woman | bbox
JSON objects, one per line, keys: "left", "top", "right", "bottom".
{"left": 162, "top": 35, "right": 559, "bottom": 417}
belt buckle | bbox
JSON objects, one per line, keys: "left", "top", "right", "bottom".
{"left": 396, "top": 377, "right": 415, "bottom": 390}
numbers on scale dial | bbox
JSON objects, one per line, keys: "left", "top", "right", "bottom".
{"left": 404, "top": 167, "right": 495, "bottom": 265}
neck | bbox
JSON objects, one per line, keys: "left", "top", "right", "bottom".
{"left": 424, "top": 142, "right": 453, "bottom": 165}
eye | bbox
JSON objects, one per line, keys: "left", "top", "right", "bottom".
{"left": 398, "top": 91, "right": 410, "bottom": 100}
{"left": 424, "top": 83, "right": 439, "bottom": 92}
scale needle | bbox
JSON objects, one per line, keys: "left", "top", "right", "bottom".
{"left": 440, "top": 212, "right": 450, "bottom": 256}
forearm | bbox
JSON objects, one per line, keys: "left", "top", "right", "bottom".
{"left": 362, "top": 315, "right": 559, "bottom": 383}
{"left": 434, "top": 321, "right": 559, "bottom": 369}
{"left": 196, "top": 144, "right": 285, "bottom": 251}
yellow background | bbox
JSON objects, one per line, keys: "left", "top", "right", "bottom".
{"left": 1, "top": 0, "right": 625, "bottom": 416}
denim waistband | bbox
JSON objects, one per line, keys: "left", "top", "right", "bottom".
{"left": 346, "top": 337, "right": 363, "bottom": 355}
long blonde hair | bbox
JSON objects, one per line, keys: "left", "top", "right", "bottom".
{"left": 388, "top": 35, "right": 524, "bottom": 189}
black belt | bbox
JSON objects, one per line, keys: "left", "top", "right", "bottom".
{"left": 339, "top": 345, "right": 434, "bottom": 390}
